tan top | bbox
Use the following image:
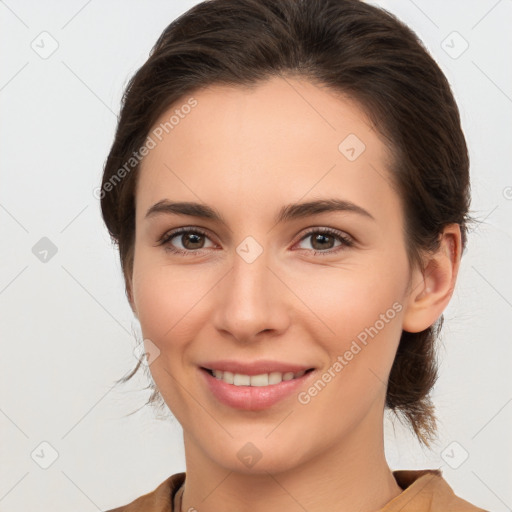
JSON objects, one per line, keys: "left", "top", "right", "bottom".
{"left": 104, "top": 469, "right": 489, "bottom": 512}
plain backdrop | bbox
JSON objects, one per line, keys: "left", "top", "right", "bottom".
{"left": 0, "top": 1, "right": 511, "bottom": 511}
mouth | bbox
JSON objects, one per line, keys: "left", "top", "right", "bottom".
{"left": 200, "top": 366, "right": 315, "bottom": 387}
{"left": 199, "top": 365, "right": 317, "bottom": 410}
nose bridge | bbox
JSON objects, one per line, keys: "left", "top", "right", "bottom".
{"left": 212, "top": 242, "right": 287, "bottom": 341}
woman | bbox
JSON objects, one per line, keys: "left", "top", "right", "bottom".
{"left": 100, "top": 0, "right": 487, "bottom": 510}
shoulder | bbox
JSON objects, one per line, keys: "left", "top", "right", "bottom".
{"left": 386, "top": 469, "right": 489, "bottom": 512}
{"left": 103, "top": 472, "right": 185, "bottom": 512}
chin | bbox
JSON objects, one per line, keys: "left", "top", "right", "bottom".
{"left": 204, "top": 436, "right": 310, "bottom": 476}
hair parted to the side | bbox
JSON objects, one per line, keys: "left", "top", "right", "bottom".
{"left": 100, "top": 0, "right": 472, "bottom": 447}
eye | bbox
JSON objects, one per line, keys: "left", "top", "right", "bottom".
{"left": 158, "top": 227, "right": 216, "bottom": 256}
{"left": 158, "top": 226, "right": 354, "bottom": 257}
{"left": 295, "top": 227, "right": 354, "bottom": 256}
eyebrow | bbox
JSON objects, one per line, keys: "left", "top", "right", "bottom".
{"left": 145, "top": 198, "right": 375, "bottom": 224}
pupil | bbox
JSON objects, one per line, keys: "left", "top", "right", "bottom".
{"left": 313, "top": 233, "right": 332, "bottom": 250}
{"left": 184, "top": 233, "right": 203, "bottom": 249}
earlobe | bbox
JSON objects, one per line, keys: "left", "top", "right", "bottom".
{"left": 402, "top": 224, "right": 462, "bottom": 333}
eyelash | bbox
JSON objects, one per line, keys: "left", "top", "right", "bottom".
{"left": 158, "top": 226, "right": 354, "bottom": 257}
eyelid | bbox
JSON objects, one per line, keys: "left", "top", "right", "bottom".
{"left": 295, "top": 226, "right": 354, "bottom": 244}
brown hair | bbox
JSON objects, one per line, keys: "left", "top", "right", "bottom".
{"left": 100, "top": 0, "right": 472, "bottom": 447}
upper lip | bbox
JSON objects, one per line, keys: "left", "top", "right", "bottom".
{"left": 200, "top": 359, "right": 315, "bottom": 376}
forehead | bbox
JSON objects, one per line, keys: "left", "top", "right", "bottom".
{"left": 136, "top": 76, "right": 399, "bottom": 225}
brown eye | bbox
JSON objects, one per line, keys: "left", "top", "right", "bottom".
{"left": 179, "top": 232, "right": 205, "bottom": 250}
{"left": 295, "top": 228, "right": 354, "bottom": 255}
{"left": 160, "top": 227, "right": 215, "bottom": 255}
{"left": 310, "top": 232, "right": 337, "bottom": 251}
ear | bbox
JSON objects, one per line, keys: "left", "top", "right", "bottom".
{"left": 402, "top": 224, "right": 462, "bottom": 333}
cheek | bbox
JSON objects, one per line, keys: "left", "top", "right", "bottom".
{"left": 296, "top": 261, "right": 406, "bottom": 391}
{"left": 300, "top": 283, "right": 404, "bottom": 427}
{"left": 131, "top": 252, "right": 224, "bottom": 353}
{"left": 293, "top": 258, "right": 405, "bottom": 339}
{"left": 131, "top": 262, "right": 208, "bottom": 422}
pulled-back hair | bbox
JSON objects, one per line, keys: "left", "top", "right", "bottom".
{"left": 100, "top": 0, "right": 471, "bottom": 447}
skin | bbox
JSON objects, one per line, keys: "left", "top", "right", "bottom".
{"left": 128, "top": 76, "right": 461, "bottom": 512}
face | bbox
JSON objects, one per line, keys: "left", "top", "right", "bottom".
{"left": 130, "top": 76, "right": 415, "bottom": 474}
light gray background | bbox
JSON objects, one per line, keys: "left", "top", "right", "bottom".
{"left": 0, "top": 1, "right": 511, "bottom": 510}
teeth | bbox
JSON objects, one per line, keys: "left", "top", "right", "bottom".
{"left": 211, "top": 369, "right": 308, "bottom": 386}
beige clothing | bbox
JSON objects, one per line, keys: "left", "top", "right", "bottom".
{"left": 105, "top": 469, "right": 489, "bottom": 511}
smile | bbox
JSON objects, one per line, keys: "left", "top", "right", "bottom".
{"left": 200, "top": 367, "right": 317, "bottom": 410}
{"left": 204, "top": 367, "right": 315, "bottom": 386}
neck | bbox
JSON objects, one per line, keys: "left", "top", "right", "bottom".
{"left": 179, "top": 405, "right": 402, "bottom": 512}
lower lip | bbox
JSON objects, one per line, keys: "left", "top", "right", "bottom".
{"left": 200, "top": 367, "right": 316, "bottom": 410}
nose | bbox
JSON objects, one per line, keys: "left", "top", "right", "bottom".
{"left": 211, "top": 246, "right": 290, "bottom": 343}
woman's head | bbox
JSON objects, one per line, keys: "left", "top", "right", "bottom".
{"left": 100, "top": 0, "right": 470, "bottom": 454}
